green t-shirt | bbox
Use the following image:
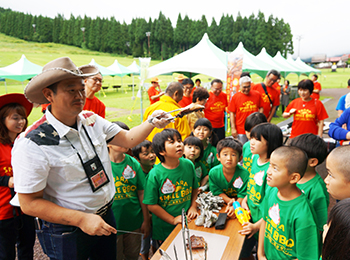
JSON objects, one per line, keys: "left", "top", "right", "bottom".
{"left": 247, "top": 154, "right": 270, "bottom": 223}
{"left": 143, "top": 158, "right": 199, "bottom": 241}
{"left": 199, "top": 143, "right": 220, "bottom": 173}
{"left": 110, "top": 154, "right": 146, "bottom": 235}
{"left": 262, "top": 188, "right": 319, "bottom": 260}
{"left": 194, "top": 161, "right": 208, "bottom": 187}
{"left": 242, "top": 140, "right": 253, "bottom": 173}
{"left": 297, "top": 174, "right": 329, "bottom": 231}
{"left": 208, "top": 164, "right": 248, "bottom": 198}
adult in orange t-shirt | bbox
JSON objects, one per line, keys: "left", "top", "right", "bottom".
{"left": 251, "top": 70, "right": 280, "bottom": 122}
{"left": 283, "top": 79, "right": 328, "bottom": 138}
{"left": 147, "top": 77, "right": 164, "bottom": 105}
{"left": 83, "top": 73, "right": 106, "bottom": 118}
{"left": 204, "top": 79, "right": 228, "bottom": 141}
{"left": 178, "top": 78, "right": 194, "bottom": 108}
{"left": 310, "top": 74, "right": 321, "bottom": 100}
{"left": 228, "top": 76, "right": 263, "bottom": 144}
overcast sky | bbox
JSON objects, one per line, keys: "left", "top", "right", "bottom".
{"left": 1, "top": 0, "right": 349, "bottom": 59}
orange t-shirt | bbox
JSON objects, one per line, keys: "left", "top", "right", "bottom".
{"left": 285, "top": 98, "right": 328, "bottom": 138}
{"left": 311, "top": 81, "right": 321, "bottom": 100}
{"left": 148, "top": 86, "right": 160, "bottom": 104}
{"left": 228, "top": 90, "right": 263, "bottom": 134}
{"left": 178, "top": 96, "right": 192, "bottom": 108}
{"left": 251, "top": 83, "right": 280, "bottom": 119}
{"left": 83, "top": 96, "right": 106, "bottom": 118}
{"left": 204, "top": 91, "right": 228, "bottom": 128}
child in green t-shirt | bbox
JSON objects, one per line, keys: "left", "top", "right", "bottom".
{"left": 192, "top": 118, "right": 220, "bottom": 173}
{"left": 324, "top": 145, "right": 350, "bottom": 201}
{"left": 240, "top": 123, "right": 283, "bottom": 260}
{"left": 208, "top": 138, "right": 248, "bottom": 211}
{"left": 258, "top": 146, "right": 319, "bottom": 260}
{"left": 242, "top": 112, "right": 267, "bottom": 173}
{"left": 183, "top": 136, "right": 208, "bottom": 189}
{"left": 108, "top": 122, "right": 150, "bottom": 260}
{"left": 131, "top": 140, "right": 156, "bottom": 260}
{"left": 143, "top": 129, "right": 199, "bottom": 243}
{"left": 289, "top": 133, "right": 329, "bottom": 232}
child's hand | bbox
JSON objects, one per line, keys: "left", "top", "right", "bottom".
{"left": 173, "top": 215, "right": 182, "bottom": 225}
{"left": 225, "top": 205, "right": 235, "bottom": 218}
{"left": 238, "top": 222, "right": 258, "bottom": 238}
{"left": 140, "top": 219, "right": 151, "bottom": 239}
{"left": 187, "top": 206, "right": 198, "bottom": 220}
{"left": 289, "top": 108, "right": 297, "bottom": 114}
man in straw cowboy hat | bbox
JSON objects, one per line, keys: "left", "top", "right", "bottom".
{"left": 11, "top": 57, "right": 172, "bottom": 260}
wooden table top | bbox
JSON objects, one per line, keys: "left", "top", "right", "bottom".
{"left": 151, "top": 211, "right": 245, "bottom": 260}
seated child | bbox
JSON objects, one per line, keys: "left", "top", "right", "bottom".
{"left": 108, "top": 122, "right": 150, "bottom": 260}
{"left": 322, "top": 198, "right": 350, "bottom": 259}
{"left": 258, "top": 146, "right": 319, "bottom": 260}
{"left": 192, "top": 118, "right": 220, "bottom": 173}
{"left": 242, "top": 112, "right": 267, "bottom": 173}
{"left": 143, "top": 129, "right": 199, "bottom": 244}
{"left": 290, "top": 133, "right": 329, "bottom": 232}
{"left": 131, "top": 140, "right": 157, "bottom": 260}
{"left": 183, "top": 136, "right": 208, "bottom": 189}
{"left": 324, "top": 145, "right": 350, "bottom": 200}
{"left": 208, "top": 138, "right": 248, "bottom": 210}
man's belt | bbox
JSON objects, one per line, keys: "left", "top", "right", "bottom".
{"left": 95, "top": 198, "right": 114, "bottom": 217}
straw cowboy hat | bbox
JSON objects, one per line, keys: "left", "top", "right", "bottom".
{"left": 0, "top": 93, "right": 33, "bottom": 116}
{"left": 175, "top": 74, "right": 186, "bottom": 81}
{"left": 150, "top": 77, "right": 161, "bottom": 83}
{"left": 25, "top": 57, "right": 99, "bottom": 104}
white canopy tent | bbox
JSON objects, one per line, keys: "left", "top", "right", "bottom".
{"left": 89, "top": 59, "right": 117, "bottom": 76}
{"left": 293, "top": 57, "right": 321, "bottom": 74}
{"left": 147, "top": 33, "right": 227, "bottom": 80}
{"left": 0, "top": 55, "right": 42, "bottom": 82}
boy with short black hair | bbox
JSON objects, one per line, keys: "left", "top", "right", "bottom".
{"left": 258, "top": 146, "right": 319, "bottom": 260}
{"left": 131, "top": 140, "right": 156, "bottom": 260}
{"left": 324, "top": 145, "right": 350, "bottom": 200}
{"left": 132, "top": 140, "right": 156, "bottom": 176}
{"left": 209, "top": 138, "right": 248, "bottom": 211}
{"left": 143, "top": 129, "right": 198, "bottom": 244}
{"left": 289, "top": 133, "right": 329, "bottom": 232}
{"left": 108, "top": 122, "right": 150, "bottom": 260}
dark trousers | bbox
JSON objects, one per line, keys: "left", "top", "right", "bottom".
{"left": 213, "top": 127, "right": 225, "bottom": 141}
{"left": 36, "top": 208, "right": 117, "bottom": 260}
{"left": 0, "top": 214, "right": 35, "bottom": 260}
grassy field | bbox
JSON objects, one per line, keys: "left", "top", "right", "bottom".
{"left": 0, "top": 32, "right": 349, "bottom": 128}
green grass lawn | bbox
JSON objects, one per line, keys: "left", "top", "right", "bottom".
{"left": 0, "top": 32, "right": 349, "bottom": 128}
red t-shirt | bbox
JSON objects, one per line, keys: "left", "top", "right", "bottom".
{"left": 251, "top": 83, "right": 280, "bottom": 119}
{"left": 285, "top": 98, "right": 328, "bottom": 138}
{"left": 273, "top": 82, "right": 281, "bottom": 96}
{"left": 204, "top": 91, "right": 228, "bottom": 128}
{"left": 228, "top": 90, "right": 263, "bottom": 134}
{"left": 311, "top": 81, "right": 321, "bottom": 100}
{"left": 83, "top": 96, "right": 106, "bottom": 118}
{"left": 178, "top": 96, "right": 192, "bottom": 108}
{"left": 148, "top": 86, "right": 160, "bottom": 104}
{"left": 0, "top": 143, "right": 15, "bottom": 220}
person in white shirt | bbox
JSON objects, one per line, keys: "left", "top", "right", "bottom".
{"left": 12, "top": 57, "right": 171, "bottom": 260}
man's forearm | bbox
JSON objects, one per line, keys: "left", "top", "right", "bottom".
{"left": 267, "top": 106, "right": 277, "bottom": 122}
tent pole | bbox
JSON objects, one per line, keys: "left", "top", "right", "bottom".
{"left": 132, "top": 74, "right": 135, "bottom": 99}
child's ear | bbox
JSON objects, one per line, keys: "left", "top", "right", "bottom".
{"left": 159, "top": 150, "right": 166, "bottom": 156}
{"left": 289, "top": 172, "right": 301, "bottom": 184}
{"left": 308, "top": 158, "right": 319, "bottom": 167}
{"left": 216, "top": 153, "right": 221, "bottom": 161}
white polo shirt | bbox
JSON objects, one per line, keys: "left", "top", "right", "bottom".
{"left": 12, "top": 109, "right": 121, "bottom": 213}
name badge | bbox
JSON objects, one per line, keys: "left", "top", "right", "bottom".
{"left": 82, "top": 155, "right": 110, "bottom": 192}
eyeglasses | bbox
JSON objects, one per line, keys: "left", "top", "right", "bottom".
{"left": 90, "top": 77, "right": 103, "bottom": 83}
{"left": 267, "top": 76, "right": 277, "bottom": 84}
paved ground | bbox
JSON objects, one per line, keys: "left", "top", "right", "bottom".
{"left": 28, "top": 88, "right": 347, "bottom": 259}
